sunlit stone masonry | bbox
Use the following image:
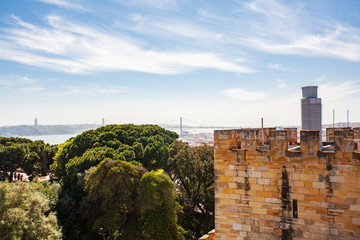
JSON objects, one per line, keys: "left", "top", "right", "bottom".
{"left": 214, "top": 127, "right": 360, "bottom": 240}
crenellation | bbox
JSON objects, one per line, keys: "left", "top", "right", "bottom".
{"left": 269, "top": 130, "right": 288, "bottom": 152}
{"left": 334, "top": 129, "right": 354, "bottom": 153}
{"left": 300, "top": 130, "right": 320, "bottom": 153}
{"left": 214, "top": 127, "right": 360, "bottom": 240}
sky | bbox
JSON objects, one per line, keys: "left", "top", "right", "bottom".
{"left": 0, "top": 0, "right": 359, "bottom": 128}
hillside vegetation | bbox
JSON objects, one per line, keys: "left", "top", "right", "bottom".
{"left": 0, "top": 124, "right": 214, "bottom": 239}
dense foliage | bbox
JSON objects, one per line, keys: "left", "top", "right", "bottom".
{"left": 167, "top": 140, "right": 215, "bottom": 239}
{"left": 51, "top": 124, "right": 180, "bottom": 239}
{"left": 0, "top": 137, "right": 57, "bottom": 181}
{"left": 0, "top": 125, "right": 215, "bottom": 239}
{"left": 85, "top": 159, "right": 184, "bottom": 240}
{"left": 0, "top": 181, "right": 62, "bottom": 239}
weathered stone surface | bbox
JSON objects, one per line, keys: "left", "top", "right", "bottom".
{"left": 215, "top": 128, "right": 360, "bottom": 240}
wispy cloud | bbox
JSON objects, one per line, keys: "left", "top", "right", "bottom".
{"left": 319, "top": 81, "right": 360, "bottom": 123}
{"left": 115, "top": 13, "right": 224, "bottom": 47}
{"left": 267, "top": 63, "right": 297, "bottom": 72}
{"left": 315, "top": 75, "right": 326, "bottom": 84}
{"left": 240, "top": 0, "right": 360, "bottom": 61}
{"left": 0, "top": 75, "right": 45, "bottom": 92}
{"left": 319, "top": 81, "right": 360, "bottom": 101}
{"left": 33, "top": 0, "right": 85, "bottom": 10}
{"left": 49, "top": 84, "right": 129, "bottom": 96}
{"left": 276, "top": 79, "right": 286, "bottom": 88}
{"left": 117, "top": 0, "right": 178, "bottom": 10}
{"left": 221, "top": 88, "right": 267, "bottom": 101}
{"left": 0, "top": 15, "right": 252, "bottom": 74}
{"left": 118, "top": 0, "right": 360, "bottom": 62}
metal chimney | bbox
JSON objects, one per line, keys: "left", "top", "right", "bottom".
{"left": 301, "top": 86, "right": 322, "bottom": 138}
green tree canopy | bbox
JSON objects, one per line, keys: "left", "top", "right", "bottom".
{"left": 0, "top": 137, "right": 56, "bottom": 182}
{"left": 138, "top": 170, "right": 185, "bottom": 240}
{"left": 51, "top": 124, "right": 178, "bottom": 180}
{"left": 85, "top": 159, "right": 184, "bottom": 240}
{"left": 0, "top": 181, "right": 62, "bottom": 240}
{"left": 51, "top": 124, "right": 179, "bottom": 239}
{"left": 167, "top": 140, "right": 214, "bottom": 239}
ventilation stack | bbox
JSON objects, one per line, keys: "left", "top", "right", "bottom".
{"left": 301, "top": 86, "right": 322, "bottom": 140}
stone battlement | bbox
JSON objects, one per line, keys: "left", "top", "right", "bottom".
{"left": 214, "top": 127, "right": 360, "bottom": 240}
{"left": 215, "top": 128, "right": 359, "bottom": 154}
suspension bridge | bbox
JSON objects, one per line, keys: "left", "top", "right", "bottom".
{"left": 92, "top": 117, "right": 234, "bottom": 134}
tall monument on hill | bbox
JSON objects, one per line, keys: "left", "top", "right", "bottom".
{"left": 34, "top": 117, "right": 38, "bottom": 126}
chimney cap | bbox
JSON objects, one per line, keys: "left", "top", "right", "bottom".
{"left": 302, "top": 86, "right": 318, "bottom": 98}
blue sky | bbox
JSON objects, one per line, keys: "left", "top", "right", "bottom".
{"left": 0, "top": 0, "right": 359, "bottom": 127}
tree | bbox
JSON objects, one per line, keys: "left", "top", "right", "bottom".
{"left": 51, "top": 124, "right": 178, "bottom": 180}
{"left": 0, "top": 181, "right": 62, "bottom": 239}
{"left": 0, "top": 137, "right": 56, "bottom": 182}
{"left": 167, "top": 140, "right": 214, "bottom": 239}
{"left": 51, "top": 124, "right": 179, "bottom": 239}
{"left": 85, "top": 159, "right": 184, "bottom": 240}
{"left": 0, "top": 143, "right": 28, "bottom": 182}
{"left": 139, "top": 170, "right": 185, "bottom": 240}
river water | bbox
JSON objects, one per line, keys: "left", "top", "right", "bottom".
{"left": 21, "top": 127, "right": 222, "bottom": 145}
{"left": 23, "top": 133, "right": 78, "bottom": 145}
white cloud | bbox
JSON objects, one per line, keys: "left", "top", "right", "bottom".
{"left": 35, "top": 0, "right": 85, "bottom": 10}
{"left": 315, "top": 75, "right": 325, "bottom": 84}
{"left": 276, "top": 79, "right": 286, "bottom": 88}
{"left": 267, "top": 63, "right": 298, "bottom": 72}
{"left": 33, "top": 0, "right": 84, "bottom": 10}
{"left": 117, "top": 13, "right": 224, "bottom": 45}
{"left": 318, "top": 81, "right": 360, "bottom": 124}
{"left": 0, "top": 15, "right": 252, "bottom": 74}
{"left": 0, "top": 75, "right": 45, "bottom": 92}
{"left": 119, "top": 0, "right": 360, "bottom": 62}
{"left": 123, "top": 0, "right": 177, "bottom": 10}
{"left": 319, "top": 81, "right": 360, "bottom": 101}
{"left": 49, "top": 84, "right": 129, "bottom": 96}
{"left": 268, "top": 64, "right": 281, "bottom": 69}
{"left": 240, "top": 0, "right": 360, "bottom": 61}
{"left": 221, "top": 88, "right": 267, "bottom": 101}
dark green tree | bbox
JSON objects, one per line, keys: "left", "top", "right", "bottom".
{"left": 85, "top": 159, "right": 184, "bottom": 240}
{"left": 0, "top": 143, "right": 28, "bottom": 182}
{"left": 139, "top": 170, "right": 185, "bottom": 240}
{"left": 0, "top": 137, "right": 56, "bottom": 182}
{"left": 167, "top": 140, "right": 214, "bottom": 239}
{"left": 50, "top": 124, "right": 178, "bottom": 239}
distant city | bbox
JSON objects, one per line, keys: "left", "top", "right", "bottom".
{"left": 1, "top": 117, "right": 359, "bottom": 146}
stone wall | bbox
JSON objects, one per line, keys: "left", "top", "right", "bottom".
{"left": 214, "top": 128, "right": 360, "bottom": 240}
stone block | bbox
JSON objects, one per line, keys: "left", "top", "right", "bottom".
{"left": 220, "top": 176, "right": 233, "bottom": 182}
{"left": 350, "top": 217, "right": 360, "bottom": 226}
{"left": 329, "top": 176, "right": 345, "bottom": 183}
{"left": 232, "top": 223, "right": 243, "bottom": 231}
{"left": 350, "top": 205, "right": 360, "bottom": 212}
{"left": 248, "top": 171, "right": 262, "bottom": 178}
{"left": 312, "top": 182, "right": 326, "bottom": 189}
{"left": 264, "top": 197, "right": 282, "bottom": 204}
{"left": 257, "top": 178, "right": 271, "bottom": 185}
{"left": 256, "top": 190, "right": 273, "bottom": 198}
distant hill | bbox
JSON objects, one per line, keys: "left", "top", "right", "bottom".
{"left": 0, "top": 124, "right": 101, "bottom": 137}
